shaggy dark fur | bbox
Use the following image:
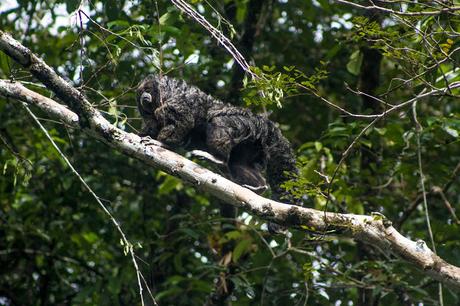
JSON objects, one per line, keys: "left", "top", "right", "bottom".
{"left": 136, "top": 74, "right": 297, "bottom": 202}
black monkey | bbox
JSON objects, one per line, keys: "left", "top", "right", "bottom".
{"left": 136, "top": 74, "right": 297, "bottom": 205}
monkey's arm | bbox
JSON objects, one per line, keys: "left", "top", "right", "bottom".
{"left": 154, "top": 100, "right": 196, "bottom": 146}
{"left": 138, "top": 119, "right": 166, "bottom": 147}
{"left": 139, "top": 118, "right": 159, "bottom": 138}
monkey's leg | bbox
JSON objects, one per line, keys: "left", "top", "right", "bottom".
{"left": 205, "top": 123, "right": 234, "bottom": 163}
{"left": 228, "top": 142, "right": 267, "bottom": 192}
{"left": 137, "top": 119, "right": 168, "bottom": 147}
{"left": 206, "top": 123, "right": 267, "bottom": 191}
{"left": 228, "top": 163, "right": 267, "bottom": 192}
{"left": 139, "top": 119, "right": 159, "bottom": 138}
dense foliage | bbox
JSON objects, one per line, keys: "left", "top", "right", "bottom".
{"left": 0, "top": 0, "right": 459, "bottom": 305}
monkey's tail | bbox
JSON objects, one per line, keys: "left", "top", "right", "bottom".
{"left": 264, "top": 124, "right": 299, "bottom": 234}
{"left": 265, "top": 123, "right": 298, "bottom": 204}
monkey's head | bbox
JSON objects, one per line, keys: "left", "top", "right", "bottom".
{"left": 136, "top": 74, "right": 161, "bottom": 118}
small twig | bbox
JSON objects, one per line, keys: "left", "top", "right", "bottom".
{"left": 397, "top": 158, "right": 460, "bottom": 229}
{"left": 170, "top": 0, "right": 257, "bottom": 79}
{"left": 323, "top": 117, "right": 379, "bottom": 217}
{"left": 336, "top": 0, "right": 460, "bottom": 16}
{"left": 412, "top": 100, "right": 443, "bottom": 306}
{"left": 77, "top": 9, "right": 85, "bottom": 85}
{"left": 306, "top": 88, "right": 381, "bottom": 119}
{"left": 344, "top": 83, "right": 395, "bottom": 107}
{"left": 432, "top": 186, "right": 460, "bottom": 225}
{"left": 322, "top": 81, "right": 460, "bottom": 218}
{"left": 314, "top": 170, "right": 330, "bottom": 184}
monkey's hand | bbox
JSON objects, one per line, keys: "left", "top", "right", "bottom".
{"left": 139, "top": 119, "right": 159, "bottom": 139}
{"left": 140, "top": 135, "right": 167, "bottom": 148}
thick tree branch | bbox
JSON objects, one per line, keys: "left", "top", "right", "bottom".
{"left": 0, "top": 80, "right": 79, "bottom": 126}
{"left": 1, "top": 31, "right": 460, "bottom": 291}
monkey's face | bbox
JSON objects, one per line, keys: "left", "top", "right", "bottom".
{"left": 140, "top": 91, "right": 153, "bottom": 110}
{"left": 137, "top": 74, "right": 160, "bottom": 117}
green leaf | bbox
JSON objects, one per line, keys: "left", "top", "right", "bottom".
{"left": 303, "top": 261, "right": 313, "bottom": 281}
{"left": 107, "top": 20, "right": 130, "bottom": 29}
{"left": 180, "top": 228, "right": 200, "bottom": 240}
{"left": 232, "top": 239, "right": 251, "bottom": 263}
{"left": 159, "top": 12, "right": 178, "bottom": 26}
{"left": 443, "top": 126, "right": 458, "bottom": 138}
{"left": 314, "top": 141, "right": 323, "bottom": 151}
{"left": 223, "top": 230, "right": 242, "bottom": 241}
{"left": 82, "top": 232, "right": 99, "bottom": 243}
{"left": 158, "top": 176, "right": 182, "bottom": 194}
{"left": 347, "top": 50, "right": 363, "bottom": 76}
{"left": 0, "top": 52, "right": 11, "bottom": 76}
{"left": 65, "top": 0, "right": 79, "bottom": 13}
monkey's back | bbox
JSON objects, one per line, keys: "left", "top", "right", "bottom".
{"left": 206, "top": 105, "right": 272, "bottom": 146}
